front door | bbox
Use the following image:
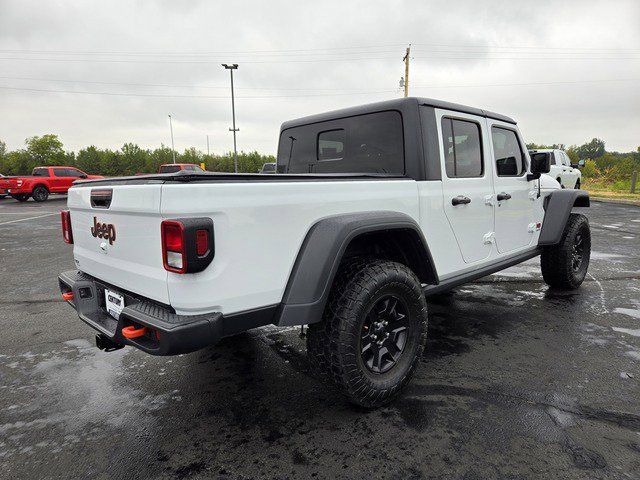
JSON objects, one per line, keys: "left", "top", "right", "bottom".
{"left": 489, "top": 122, "right": 536, "bottom": 254}
{"left": 437, "top": 111, "right": 495, "bottom": 264}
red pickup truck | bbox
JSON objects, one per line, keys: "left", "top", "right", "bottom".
{"left": 0, "top": 166, "right": 103, "bottom": 202}
{"left": 158, "top": 163, "right": 206, "bottom": 173}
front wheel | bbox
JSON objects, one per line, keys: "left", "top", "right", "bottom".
{"left": 307, "top": 259, "right": 428, "bottom": 408}
{"left": 12, "top": 194, "right": 30, "bottom": 202}
{"left": 32, "top": 186, "right": 49, "bottom": 202}
{"left": 541, "top": 213, "right": 591, "bottom": 289}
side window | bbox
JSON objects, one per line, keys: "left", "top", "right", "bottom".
{"left": 277, "top": 110, "right": 404, "bottom": 174}
{"left": 441, "top": 118, "right": 483, "bottom": 178}
{"left": 318, "top": 129, "right": 345, "bottom": 161}
{"left": 67, "top": 169, "right": 82, "bottom": 177}
{"left": 53, "top": 168, "right": 67, "bottom": 177}
{"left": 491, "top": 127, "right": 525, "bottom": 176}
{"left": 32, "top": 168, "right": 50, "bottom": 177}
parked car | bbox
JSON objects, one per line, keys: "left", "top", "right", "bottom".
{"left": 259, "top": 162, "right": 276, "bottom": 174}
{"left": 158, "top": 163, "right": 206, "bottom": 174}
{"left": 58, "top": 97, "right": 590, "bottom": 408}
{"left": 0, "top": 174, "right": 7, "bottom": 198}
{"left": 528, "top": 149, "right": 583, "bottom": 189}
{"left": 2, "top": 166, "right": 103, "bottom": 202}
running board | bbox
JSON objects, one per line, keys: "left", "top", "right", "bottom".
{"left": 423, "top": 249, "right": 541, "bottom": 296}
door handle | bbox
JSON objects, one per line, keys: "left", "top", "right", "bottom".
{"left": 451, "top": 195, "right": 471, "bottom": 206}
{"left": 497, "top": 192, "right": 512, "bottom": 201}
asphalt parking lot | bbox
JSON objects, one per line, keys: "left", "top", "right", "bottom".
{"left": 1, "top": 196, "right": 639, "bottom": 479}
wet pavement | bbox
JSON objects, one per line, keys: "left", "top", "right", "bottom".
{"left": 1, "top": 197, "right": 639, "bottom": 479}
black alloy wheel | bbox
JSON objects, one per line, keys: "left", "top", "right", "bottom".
{"left": 360, "top": 295, "right": 409, "bottom": 374}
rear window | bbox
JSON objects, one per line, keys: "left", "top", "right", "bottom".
{"left": 277, "top": 110, "right": 404, "bottom": 174}
{"left": 441, "top": 118, "right": 483, "bottom": 178}
{"left": 159, "top": 165, "right": 181, "bottom": 173}
{"left": 32, "top": 168, "right": 50, "bottom": 177}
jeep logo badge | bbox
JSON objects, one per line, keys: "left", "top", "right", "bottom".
{"left": 91, "top": 217, "right": 116, "bottom": 245}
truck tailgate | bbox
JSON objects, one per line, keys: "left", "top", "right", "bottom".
{"left": 67, "top": 184, "right": 169, "bottom": 304}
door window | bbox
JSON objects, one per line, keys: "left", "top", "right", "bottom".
{"left": 441, "top": 118, "right": 483, "bottom": 178}
{"left": 491, "top": 127, "right": 526, "bottom": 176}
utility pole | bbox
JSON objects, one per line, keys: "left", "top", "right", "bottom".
{"left": 402, "top": 44, "right": 411, "bottom": 98}
{"left": 168, "top": 114, "right": 176, "bottom": 163}
{"left": 206, "top": 135, "right": 210, "bottom": 156}
{"left": 222, "top": 63, "right": 239, "bottom": 173}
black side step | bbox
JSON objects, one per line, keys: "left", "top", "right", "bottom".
{"left": 423, "top": 249, "right": 541, "bottom": 296}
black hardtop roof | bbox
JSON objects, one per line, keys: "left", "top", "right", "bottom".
{"left": 280, "top": 97, "right": 516, "bottom": 131}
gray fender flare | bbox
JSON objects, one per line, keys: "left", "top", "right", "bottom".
{"left": 276, "top": 211, "right": 437, "bottom": 327}
{"left": 538, "top": 189, "right": 590, "bottom": 246}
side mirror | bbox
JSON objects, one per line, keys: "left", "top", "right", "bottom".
{"left": 530, "top": 153, "right": 551, "bottom": 174}
{"left": 79, "top": 173, "right": 88, "bottom": 179}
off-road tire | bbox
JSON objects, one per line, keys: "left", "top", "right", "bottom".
{"left": 32, "top": 186, "right": 49, "bottom": 202}
{"left": 307, "top": 258, "right": 428, "bottom": 408}
{"left": 541, "top": 213, "right": 591, "bottom": 289}
{"left": 12, "top": 194, "right": 30, "bottom": 202}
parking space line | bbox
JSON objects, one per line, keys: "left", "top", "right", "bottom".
{"left": 0, "top": 213, "right": 59, "bottom": 225}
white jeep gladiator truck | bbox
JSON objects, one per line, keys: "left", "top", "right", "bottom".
{"left": 58, "top": 97, "right": 591, "bottom": 408}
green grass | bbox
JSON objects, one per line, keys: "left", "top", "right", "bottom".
{"left": 582, "top": 177, "right": 640, "bottom": 203}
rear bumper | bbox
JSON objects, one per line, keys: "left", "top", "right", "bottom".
{"left": 58, "top": 270, "right": 224, "bottom": 355}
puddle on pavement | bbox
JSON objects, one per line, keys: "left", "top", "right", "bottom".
{"left": 0, "top": 339, "right": 181, "bottom": 460}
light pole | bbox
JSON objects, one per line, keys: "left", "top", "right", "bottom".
{"left": 222, "top": 63, "right": 239, "bottom": 173}
{"left": 168, "top": 114, "right": 176, "bottom": 164}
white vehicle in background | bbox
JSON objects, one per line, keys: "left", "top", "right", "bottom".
{"left": 528, "top": 149, "right": 584, "bottom": 189}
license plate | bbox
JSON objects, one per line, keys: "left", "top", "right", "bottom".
{"left": 105, "top": 289, "right": 125, "bottom": 320}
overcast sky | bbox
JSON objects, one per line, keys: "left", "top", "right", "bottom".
{"left": 0, "top": 0, "right": 638, "bottom": 155}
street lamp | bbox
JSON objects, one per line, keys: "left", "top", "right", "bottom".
{"left": 168, "top": 114, "right": 176, "bottom": 164}
{"left": 222, "top": 63, "right": 239, "bottom": 173}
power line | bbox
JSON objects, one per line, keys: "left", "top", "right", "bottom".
{"left": 1, "top": 54, "right": 637, "bottom": 64}
{"left": 0, "top": 78, "right": 637, "bottom": 99}
{"left": 1, "top": 43, "right": 638, "bottom": 56}
{"left": 412, "top": 78, "right": 640, "bottom": 89}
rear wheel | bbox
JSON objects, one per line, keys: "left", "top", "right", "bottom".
{"left": 12, "top": 194, "right": 30, "bottom": 202}
{"left": 541, "top": 213, "right": 591, "bottom": 289}
{"left": 307, "top": 259, "right": 428, "bottom": 408}
{"left": 32, "top": 186, "right": 49, "bottom": 202}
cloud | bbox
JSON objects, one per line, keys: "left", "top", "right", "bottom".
{"left": 0, "top": 0, "right": 638, "bottom": 153}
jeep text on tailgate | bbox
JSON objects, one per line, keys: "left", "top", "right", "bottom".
{"left": 58, "top": 98, "right": 591, "bottom": 407}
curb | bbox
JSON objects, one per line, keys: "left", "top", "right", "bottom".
{"left": 590, "top": 197, "right": 640, "bottom": 206}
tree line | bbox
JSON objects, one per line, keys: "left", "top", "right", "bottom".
{"left": 0, "top": 134, "right": 637, "bottom": 180}
{"left": 0, "top": 135, "right": 276, "bottom": 176}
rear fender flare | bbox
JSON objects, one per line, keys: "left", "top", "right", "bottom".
{"left": 276, "top": 211, "right": 437, "bottom": 326}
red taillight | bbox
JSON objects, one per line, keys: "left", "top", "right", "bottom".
{"left": 161, "top": 220, "right": 186, "bottom": 273}
{"left": 195, "top": 229, "right": 209, "bottom": 256}
{"left": 61, "top": 210, "right": 73, "bottom": 244}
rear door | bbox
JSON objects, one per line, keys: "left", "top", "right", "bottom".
{"left": 51, "top": 168, "right": 70, "bottom": 192}
{"left": 67, "top": 184, "right": 169, "bottom": 304}
{"left": 436, "top": 110, "right": 495, "bottom": 264}
{"left": 488, "top": 122, "right": 536, "bottom": 253}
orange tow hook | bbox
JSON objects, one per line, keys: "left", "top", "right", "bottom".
{"left": 62, "top": 292, "right": 74, "bottom": 301}
{"left": 122, "top": 325, "right": 147, "bottom": 339}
